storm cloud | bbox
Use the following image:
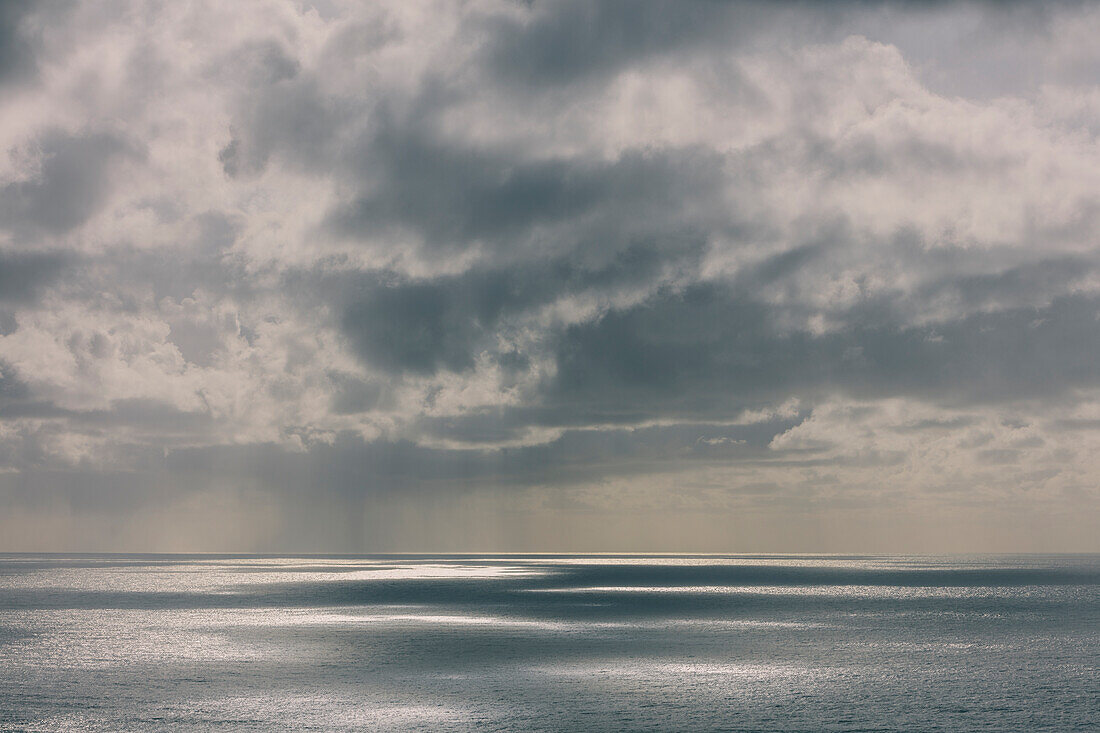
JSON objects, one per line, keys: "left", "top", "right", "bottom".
{"left": 1, "top": 0, "right": 1099, "bottom": 552}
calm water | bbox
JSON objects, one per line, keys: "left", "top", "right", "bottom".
{"left": 0, "top": 554, "right": 1097, "bottom": 731}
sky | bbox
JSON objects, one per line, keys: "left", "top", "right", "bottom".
{"left": 1, "top": 0, "right": 1100, "bottom": 552}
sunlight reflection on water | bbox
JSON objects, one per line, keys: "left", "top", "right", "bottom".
{"left": 1, "top": 554, "right": 1097, "bottom": 731}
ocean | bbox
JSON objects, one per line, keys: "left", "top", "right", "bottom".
{"left": 1, "top": 554, "right": 1097, "bottom": 731}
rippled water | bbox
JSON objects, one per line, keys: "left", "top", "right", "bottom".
{"left": 1, "top": 554, "right": 1097, "bottom": 731}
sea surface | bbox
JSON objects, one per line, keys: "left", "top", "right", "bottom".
{"left": 0, "top": 554, "right": 1097, "bottom": 731}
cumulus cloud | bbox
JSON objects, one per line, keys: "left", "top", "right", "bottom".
{"left": 1, "top": 0, "right": 1099, "bottom": 551}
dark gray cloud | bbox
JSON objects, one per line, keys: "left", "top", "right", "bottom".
{"left": 338, "top": 238, "right": 701, "bottom": 375}
{"left": 0, "top": 359, "right": 30, "bottom": 402}
{"left": 0, "top": 130, "right": 137, "bottom": 236}
{"left": 478, "top": 0, "right": 745, "bottom": 88}
{"left": 322, "top": 119, "right": 730, "bottom": 377}
{"left": 220, "top": 70, "right": 342, "bottom": 177}
{"left": 328, "top": 120, "right": 727, "bottom": 254}
{"left": 476, "top": 0, "right": 1081, "bottom": 96}
{"left": 328, "top": 371, "right": 384, "bottom": 414}
{"left": 0, "top": 0, "right": 38, "bottom": 85}
{"left": 0, "top": 250, "right": 68, "bottom": 303}
{"left": 550, "top": 285, "right": 1100, "bottom": 416}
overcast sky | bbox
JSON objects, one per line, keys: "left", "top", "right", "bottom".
{"left": 2, "top": 0, "right": 1099, "bottom": 552}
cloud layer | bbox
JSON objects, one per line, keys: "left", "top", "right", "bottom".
{"left": 2, "top": 0, "right": 1099, "bottom": 551}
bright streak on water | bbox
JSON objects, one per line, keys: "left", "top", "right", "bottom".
{"left": 1, "top": 554, "right": 1097, "bottom": 731}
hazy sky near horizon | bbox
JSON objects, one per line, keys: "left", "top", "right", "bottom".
{"left": 2, "top": 0, "right": 1100, "bottom": 552}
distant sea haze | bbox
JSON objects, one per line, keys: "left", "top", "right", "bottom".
{"left": 1, "top": 554, "right": 1097, "bottom": 731}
